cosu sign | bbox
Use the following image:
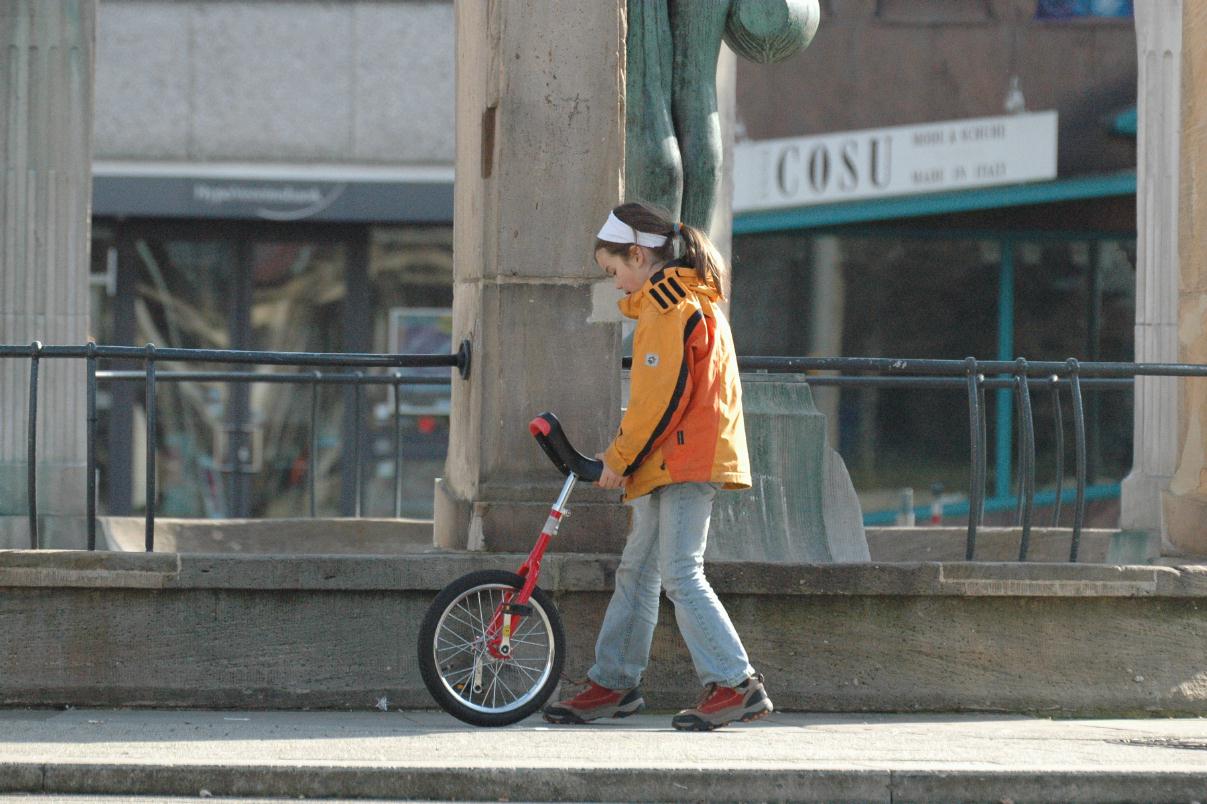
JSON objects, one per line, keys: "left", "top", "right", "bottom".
{"left": 772, "top": 136, "right": 893, "bottom": 197}
{"left": 733, "top": 111, "right": 1057, "bottom": 212}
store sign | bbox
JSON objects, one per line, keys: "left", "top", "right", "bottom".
{"left": 192, "top": 181, "right": 347, "bottom": 221}
{"left": 92, "top": 165, "right": 454, "bottom": 223}
{"left": 733, "top": 111, "right": 1058, "bottom": 212}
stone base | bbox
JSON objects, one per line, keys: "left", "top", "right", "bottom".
{"left": 434, "top": 477, "right": 631, "bottom": 552}
{"left": 101, "top": 517, "right": 437, "bottom": 554}
{"left": 0, "top": 516, "right": 89, "bottom": 550}
{"left": 0, "top": 464, "right": 88, "bottom": 516}
{"left": 1121, "top": 468, "right": 1172, "bottom": 540}
{"left": 1162, "top": 490, "right": 1207, "bottom": 556}
{"left": 866, "top": 527, "right": 1160, "bottom": 564}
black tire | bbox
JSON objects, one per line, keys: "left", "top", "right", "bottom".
{"left": 417, "top": 569, "right": 565, "bottom": 727}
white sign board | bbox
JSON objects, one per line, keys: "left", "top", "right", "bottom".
{"left": 733, "top": 111, "right": 1058, "bottom": 212}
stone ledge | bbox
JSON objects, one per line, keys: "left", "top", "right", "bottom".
{"left": 101, "top": 517, "right": 436, "bottom": 555}
{"left": 1, "top": 550, "right": 1205, "bottom": 597}
{"left": 0, "top": 550, "right": 179, "bottom": 588}
{"left": 1, "top": 551, "right": 1206, "bottom": 713}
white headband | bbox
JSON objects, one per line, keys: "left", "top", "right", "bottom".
{"left": 596, "top": 211, "right": 668, "bottom": 248}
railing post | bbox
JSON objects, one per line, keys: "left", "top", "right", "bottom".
{"left": 1015, "top": 358, "right": 1035, "bottom": 560}
{"left": 27, "top": 341, "right": 42, "bottom": 549}
{"left": 1050, "top": 376, "right": 1064, "bottom": 527}
{"left": 964, "top": 357, "right": 981, "bottom": 560}
{"left": 977, "top": 376, "right": 987, "bottom": 527}
{"left": 309, "top": 371, "right": 320, "bottom": 518}
{"left": 145, "top": 343, "right": 158, "bottom": 552}
{"left": 393, "top": 373, "right": 403, "bottom": 519}
{"left": 353, "top": 371, "right": 363, "bottom": 518}
{"left": 1067, "top": 358, "right": 1087, "bottom": 561}
{"left": 86, "top": 342, "right": 98, "bottom": 550}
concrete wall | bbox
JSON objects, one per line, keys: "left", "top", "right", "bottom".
{"left": 2, "top": 550, "right": 1206, "bottom": 715}
{"left": 94, "top": 0, "right": 454, "bottom": 165}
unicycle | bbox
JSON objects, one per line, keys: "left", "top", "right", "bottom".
{"left": 417, "top": 412, "right": 602, "bottom": 726}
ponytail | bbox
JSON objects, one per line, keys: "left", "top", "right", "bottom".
{"left": 596, "top": 201, "right": 728, "bottom": 299}
{"left": 676, "top": 222, "right": 727, "bottom": 299}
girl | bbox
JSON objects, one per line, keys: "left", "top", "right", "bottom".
{"left": 543, "top": 201, "right": 772, "bottom": 731}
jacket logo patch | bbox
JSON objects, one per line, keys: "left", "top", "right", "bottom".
{"left": 644, "top": 353, "right": 660, "bottom": 367}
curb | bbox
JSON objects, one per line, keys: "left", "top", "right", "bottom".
{"left": 2, "top": 763, "right": 1207, "bottom": 802}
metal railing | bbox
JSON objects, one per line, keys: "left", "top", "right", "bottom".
{"left": 4, "top": 343, "right": 1199, "bottom": 561}
{"left": 1, "top": 340, "right": 471, "bottom": 552}
{"left": 622, "top": 354, "right": 1192, "bottom": 562}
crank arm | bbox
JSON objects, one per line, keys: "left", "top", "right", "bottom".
{"left": 471, "top": 650, "right": 485, "bottom": 694}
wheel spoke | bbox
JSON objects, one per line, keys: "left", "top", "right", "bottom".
{"left": 445, "top": 607, "right": 484, "bottom": 636}
{"left": 435, "top": 642, "right": 476, "bottom": 665}
{"left": 436, "top": 628, "right": 477, "bottom": 649}
{"left": 493, "top": 665, "right": 520, "bottom": 703}
{"left": 443, "top": 664, "right": 477, "bottom": 687}
{"left": 512, "top": 617, "right": 545, "bottom": 639}
{"left": 505, "top": 661, "right": 541, "bottom": 684}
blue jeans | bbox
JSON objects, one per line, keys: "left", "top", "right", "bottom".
{"left": 588, "top": 482, "right": 755, "bottom": 690}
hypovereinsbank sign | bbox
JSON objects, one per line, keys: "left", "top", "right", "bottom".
{"left": 733, "top": 111, "right": 1058, "bottom": 212}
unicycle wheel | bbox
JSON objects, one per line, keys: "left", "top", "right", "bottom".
{"left": 417, "top": 569, "right": 565, "bottom": 726}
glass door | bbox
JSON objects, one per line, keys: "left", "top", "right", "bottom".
{"left": 121, "top": 232, "right": 239, "bottom": 517}
{"left": 105, "top": 222, "right": 351, "bottom": 519}
{"left": 244, "top": 239, "right": 347, "bottom": 517}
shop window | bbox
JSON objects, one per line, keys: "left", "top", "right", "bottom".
{"left": 362, "top": 225, "right": 454, "bottom": 518}
{"left": 246, "top": 241, "right": 347, "bottom": 519}
{"left": 88, "top": 224, "right": 118, "bottom": 513}
{"left": 731, "top": 229, "right": 1135, "bottom": 525}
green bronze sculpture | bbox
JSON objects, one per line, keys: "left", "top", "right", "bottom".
{"left": 626, "top": 0, "right": 820, "bottom": 228}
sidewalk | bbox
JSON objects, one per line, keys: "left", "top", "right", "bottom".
{"left": 1, "top": 708, "right": 1206, "bottom": 802}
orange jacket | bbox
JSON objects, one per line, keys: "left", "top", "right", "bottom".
{"left": 602, "top": 264, "right": 752, "bottom": 501}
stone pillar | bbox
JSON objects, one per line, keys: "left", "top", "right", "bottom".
{"left": 1163, "top": 1, "right": 1207, "bottom": 554}
{"left": 0, "top": 1, "right": 94, "bottom": 549}
{"left": 1122, "top": 1, "right": 1181, "bottom": 543}
{"left": 434, "top": 0, "right": 629, "bottom": 552}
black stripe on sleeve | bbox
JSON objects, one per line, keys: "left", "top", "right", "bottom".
{"left": 624, "top": 310, "right": 704, "bottom": 475}
{"left": 665, "top": 276, "right": 686, "bottom": 298}
{"left": 648, "top": 286, "right": 669, "bottom": 309}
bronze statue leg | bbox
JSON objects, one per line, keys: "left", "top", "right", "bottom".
{"left": 669, "top": 0, "right": 731, "bottom": 229}
{"left": 625, "top": 0, "right": 683, "bottom": 217}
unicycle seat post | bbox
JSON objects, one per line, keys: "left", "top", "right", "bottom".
{"left": 515, "top": 471, "right": 579, "bottom": 601}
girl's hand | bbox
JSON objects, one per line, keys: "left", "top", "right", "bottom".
{"left": 595, "top": 454, "right": 626, "bottom": 490}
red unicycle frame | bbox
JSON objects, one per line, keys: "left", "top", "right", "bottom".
{"left": 482, "top": 413, "right": 600, "bottom": 659}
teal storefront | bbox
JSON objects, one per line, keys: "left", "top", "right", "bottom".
{"left": 730, "top": 168, "right": 1136, "bottom": 526}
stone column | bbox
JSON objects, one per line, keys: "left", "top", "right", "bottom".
{"left": 434, "top": 0, "right": 629, "bottom": 552}
{"left": 0, "top": 1, "right": 94, "bottom": 549}
{"left": 1163, "top": 1, "right": 1207, "bottom": 553}
{"left": 1121, "top": 0, "right": 1181, "bottom": 543}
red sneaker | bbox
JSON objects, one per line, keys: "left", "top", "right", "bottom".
{"left": 543, "top": 679, "right": 644, "bottom": 724}
{"left": 672, "top": 673, "right": 773, "bottom": 731}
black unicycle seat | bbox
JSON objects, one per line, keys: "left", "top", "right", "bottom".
{"left": 528, "top": 412, "right": 604, "bottom": 482}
